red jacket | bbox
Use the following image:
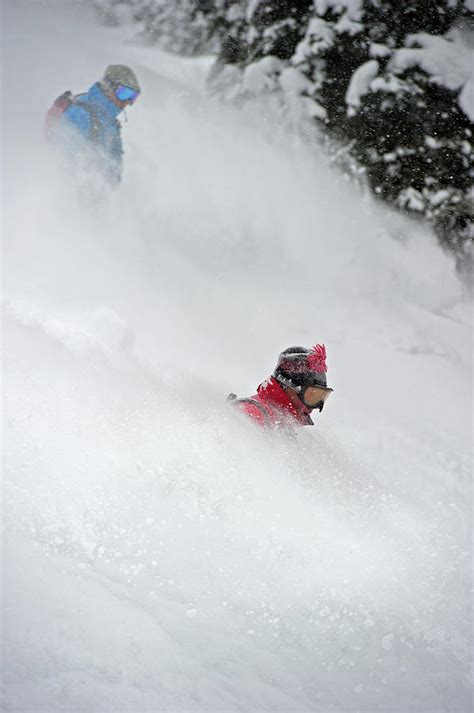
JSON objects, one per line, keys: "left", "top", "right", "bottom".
{"left": 233, "top": 377, "right": 314, "bottom": 428}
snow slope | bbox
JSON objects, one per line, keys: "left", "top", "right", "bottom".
{"left": 2, "top": 2, "right": 472, "bottom": 711}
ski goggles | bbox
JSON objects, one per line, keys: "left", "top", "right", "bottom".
{"left": 301, "top": 385, "right": 333, "bottom": 409}
{"left": 115, "top": 84, "right": 140, "bottom": 103}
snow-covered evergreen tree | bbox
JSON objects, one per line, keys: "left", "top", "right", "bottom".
{"left": 337, "top": 2, "right": 473, "bottom": 274}
{"left": 213, "top": 0, "right": 474, "bottom": 276}
{"left": 244, "top": 0, "right": 313, "bottom": 61}
{"left": 209, "top": 1, "right": 249, "bottom": 65}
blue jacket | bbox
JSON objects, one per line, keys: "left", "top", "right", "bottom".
{"left": 62, "top": 82, "right": 123, "bottom": 184}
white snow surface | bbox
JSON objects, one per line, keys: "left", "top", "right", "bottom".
{"left": 2, "top": 2, "right": 472, "bottom": 712}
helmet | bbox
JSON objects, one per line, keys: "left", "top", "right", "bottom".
{"left": 274, "top": 344, "right": 329, "bottom": 388}
{"left": 103, "top": 64, "right": 141, "bottom": 92}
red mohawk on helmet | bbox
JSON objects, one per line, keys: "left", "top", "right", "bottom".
{"left": 274, "top": 343, "right": 330, "bottom": 389}
{"left": 307, "top": 344, "right": 327, "bottom": 373}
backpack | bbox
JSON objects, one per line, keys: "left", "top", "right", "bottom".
{"left": 226, "top": 393, "right": 272, "bottom": 426}
{"left": 45, "top": 91, "right": 100, "bottom": 141}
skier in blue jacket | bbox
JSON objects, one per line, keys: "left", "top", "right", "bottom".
{"left": 48, "top": 65, "right": 141, "bottom": 188}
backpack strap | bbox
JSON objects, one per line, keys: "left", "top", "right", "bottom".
{"left": 73, "top": 99, "right": 101, "bottom": 141}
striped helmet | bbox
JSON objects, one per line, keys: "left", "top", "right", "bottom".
{"left": 103, "top": 65, "right": 141, "bottom": 92}
{"left": 274, "top": 344, "right": 330, "bottom": 390}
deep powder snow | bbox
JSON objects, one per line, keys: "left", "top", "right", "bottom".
{"left": 2, "top": 2, "right": 472, "bottom": 711}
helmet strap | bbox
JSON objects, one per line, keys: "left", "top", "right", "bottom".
{"left": 273, "top": 372, "right": 302, "bottom": 393}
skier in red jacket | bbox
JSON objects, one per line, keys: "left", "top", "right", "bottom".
{"left": 229, "top": 344, "right": 333, "bottom": 429}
